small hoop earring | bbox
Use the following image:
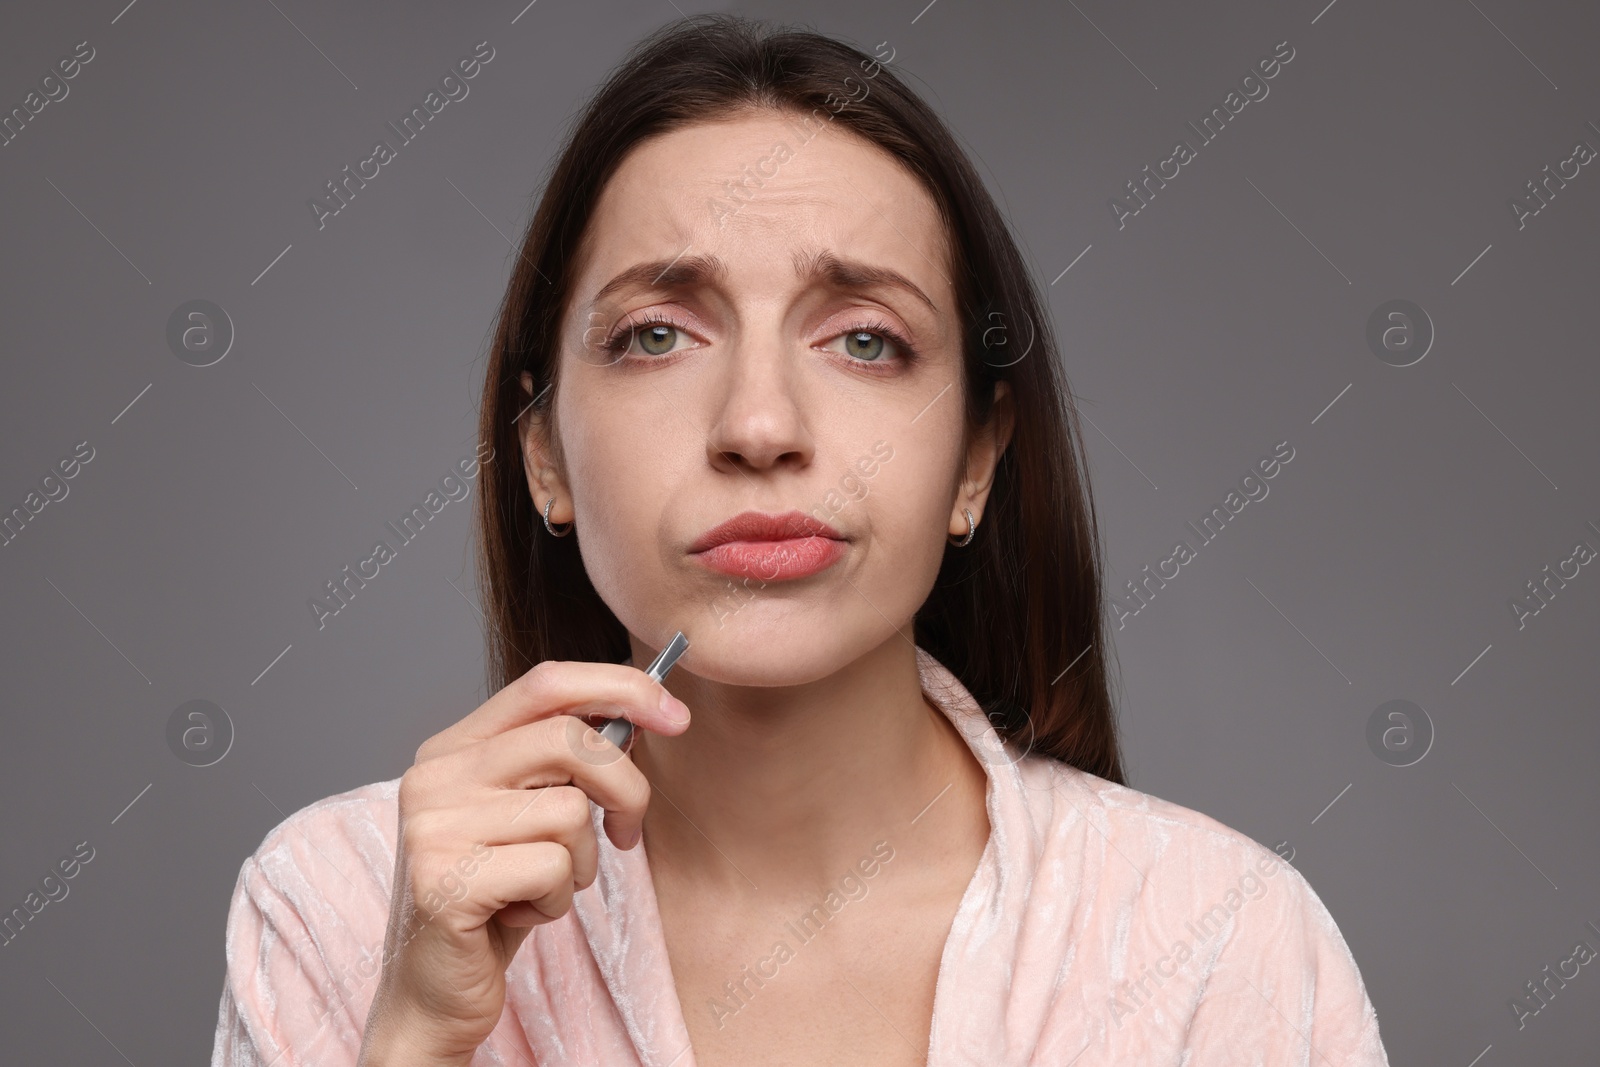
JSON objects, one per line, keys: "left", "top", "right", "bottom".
{"left": 543, "top": 496, "right": 573, "bottom": 537}
{"left": 950, "top": 507, "right": 977, "bottom": 547}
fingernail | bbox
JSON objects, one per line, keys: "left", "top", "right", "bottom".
{"left": 659, "top": 689, "right": 690, "bottom": 725}
{"left": 625, "top": 826, "right": 642, "bottom": 848}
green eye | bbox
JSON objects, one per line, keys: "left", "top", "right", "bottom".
{"left": 842, "top": 331, "right": 885, "bottom": 361}
{"left": 602, "top": 315, "right": 692, "bottom": 360}
{"left": 829, "top": 317, "right": 915, "bottom": 366}
{"left": 638, "top": 324, "right": 677, "bottom": 356}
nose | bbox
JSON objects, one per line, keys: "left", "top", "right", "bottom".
{"left": 703, "top": 326, "right": 815, "bottom": 475}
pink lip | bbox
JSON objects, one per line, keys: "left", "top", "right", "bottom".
{"left": 689, "top": 510, "right": 847, "bottom": 581}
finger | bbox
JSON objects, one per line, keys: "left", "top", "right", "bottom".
{"left": 417, "top": 840, "right": 578, "bottom": 930}
{"left": 407, "top": 786, "right": 602, "bottom": 891}
{"left": 427, "top": 716, "right": 653, "bottom": 847}
{"left": 419, "top": 659, "right": 691, "bottom": 761}
{"left": 478, "top": 841, "right": 577, "bottom": 926}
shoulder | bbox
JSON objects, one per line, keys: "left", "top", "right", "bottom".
{"left": 1018, "top": 754, "right": 1285, "bottom": 879}
{"left": 1015, "top": 757, "right": 1388, "bottom": 1063}
{"left": 1014, "top": 754, "right": 1343, "bottom": 959}
{"left": 217, "top": 780, "right": 406, "bottom": 1062}
{"left": 227, "top": 773, "right": 400, "bottom": 928}
{"left": 220, "top": 778, "right": 403, "bottom": 1054}
{"left": 241, "top": 777, "right": 400, "bottom": 875}
{"left": 232, "top": 778, "right": 401, "bottom": 914}
{"left": 229, "top": 776, "right": 401, "bottom": 935}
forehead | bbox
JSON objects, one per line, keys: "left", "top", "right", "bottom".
{"left": 574, "top": 109, "right": 953, "bottom": 304}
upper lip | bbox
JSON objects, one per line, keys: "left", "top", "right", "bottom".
{"left": 689, "top": 510, "right": 845, "bottom": 553}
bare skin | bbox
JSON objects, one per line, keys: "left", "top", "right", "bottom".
{"left": 358, "top": 106, "right": 1012, "bottom": 1066}
{"left": 646, "top": 697, "right": 989, "bottom": 1066}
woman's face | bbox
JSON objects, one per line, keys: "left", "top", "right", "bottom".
{"left": 521, "top": 108, "right": 1011, "bottom": 685}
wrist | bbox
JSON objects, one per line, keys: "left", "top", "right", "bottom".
{"left": 357, "top": 994, "right": 479, "bottom": 1067}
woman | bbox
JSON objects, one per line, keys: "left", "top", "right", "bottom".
{"left": 212, "top": 14, "right": 1389, "bottom": 1067}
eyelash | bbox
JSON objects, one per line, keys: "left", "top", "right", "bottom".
{"left": 600, "top": 311, "right": 920, "bottom": 368}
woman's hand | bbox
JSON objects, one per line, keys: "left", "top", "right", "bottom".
{"left": 355, "top": 660, "right": 692, "bottom": 1066}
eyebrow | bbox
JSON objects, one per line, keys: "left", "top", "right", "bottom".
{"left": 591, "top": 248, "right": 940, "bottom": 316}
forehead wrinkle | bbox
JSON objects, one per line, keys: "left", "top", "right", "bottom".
{"left": 589, "top": 245, "right": 943, "bottom": 320}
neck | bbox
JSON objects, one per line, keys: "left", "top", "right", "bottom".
{"left": 628, "top": 635, "right": 988, "bottom": 897}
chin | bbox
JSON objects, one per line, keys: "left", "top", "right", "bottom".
{"left": 668, "top": 611, "right": 870, "bottom": 687}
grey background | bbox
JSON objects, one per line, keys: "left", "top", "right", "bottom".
{"left": 1, "top": 0, "right": 1595, "bottom": 1062}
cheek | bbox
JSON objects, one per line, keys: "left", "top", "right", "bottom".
{"left": 857, "top": 429, "right": 960, "bottom": 577}
{"left": 563, "top": 410, "right": 676, "bottom": 617}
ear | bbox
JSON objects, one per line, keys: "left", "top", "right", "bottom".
{"left": 950, "top": 380, "right": 1014, "bottom": 539}
{"left": 518, "top": 372, "right": 572, "bottom": 525}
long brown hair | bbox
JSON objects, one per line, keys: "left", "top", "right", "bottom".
{"left": 473, "top": 14, "right": 1125, "bottom": 784}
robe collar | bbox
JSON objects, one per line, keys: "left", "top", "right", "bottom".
{"left": 571, "top": 644, "right": 1056, "bottom": 1066}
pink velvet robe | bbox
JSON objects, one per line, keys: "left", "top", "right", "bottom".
{"left": 211, "top": 646, "right": 1391, "bottom": 1065}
